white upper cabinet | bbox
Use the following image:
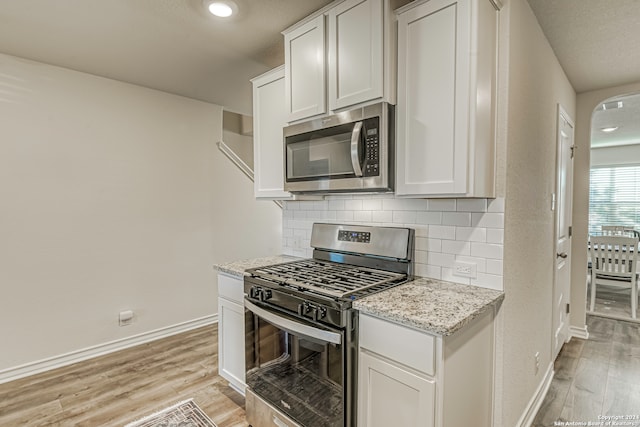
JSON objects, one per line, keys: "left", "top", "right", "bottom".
{"left": 396, "top": 0, "right": 498, "bottom": 198}
{"left": 284, "top": 15, "right": 326, "bottom": 122}
{"left": 251, "top": 66, "right": 292, "bottom": 199}
{"left": 284, "top": 0, "right": 394, "bottom": 123}
{"left": 328, "top": 0, "right": 384, "bottom": 111}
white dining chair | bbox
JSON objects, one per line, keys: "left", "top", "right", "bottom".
{"left": 589, "top": 235, "right": 640, "bottom": 319}
{"left": 601, "top": 225, "right": 639, "bottom": 238}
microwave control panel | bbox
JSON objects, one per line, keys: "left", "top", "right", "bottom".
{"left": 363, "top": 117, "right": 380, "bottom": 177}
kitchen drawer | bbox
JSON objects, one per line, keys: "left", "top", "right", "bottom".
{"left": 359, "top": 313, "right": 435, "bottom": 376}
{"left": 218, "top": 273, "right": 244, "bottom": 304}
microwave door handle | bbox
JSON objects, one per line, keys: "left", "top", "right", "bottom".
{"left": 350, "top": 121, "right": 364, "bottom": 177}
{"left": 245, "top": 299, "right": 342, "bottom": 345}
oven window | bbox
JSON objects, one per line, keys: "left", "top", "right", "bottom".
{"left": 246, "top": 311, "right": 344, "bottom": 427}
{"left": 286, "top": 123, "right": 357, "bottom": 180}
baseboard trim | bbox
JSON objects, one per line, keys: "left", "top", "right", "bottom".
{"left": 570, "top": 324, "right": 590, "bottom": 340}
{"left": 0, "top": 314, "right": 218, "bottom": 385}
{"left": 515, "top": 362, "right": 554, "bottom": 427}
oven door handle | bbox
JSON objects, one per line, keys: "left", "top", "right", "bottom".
{"left": 245, "top": 299, "right": 342, "bottom": 345}
{"left": 350, "top": 121, "right": 364, "bottom": 177}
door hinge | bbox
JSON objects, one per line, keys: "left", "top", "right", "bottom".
{"left": 570, "top": 144, "right": 576, "bottom": 159}
{"left": 569, "top": 226, "right": 572, "bottom": 237}
{"left": 566, "top": 303, "right": 571, "bottom": 314}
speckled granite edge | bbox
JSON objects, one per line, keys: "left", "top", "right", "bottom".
{"left": 353, "top": 278, "right": 504, "bottom": 336}
{"left": 213, "top": 255, "right": 301, "bottom": 279}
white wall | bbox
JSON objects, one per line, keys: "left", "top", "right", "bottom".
{"left": 0, "top": 53, "right": 282, "bottom": 377}
{"left": 591, "top": 143, "right": 640, "bottom": 167}
{"left": 497, "top": 0, "right": 576, "bottom": 425}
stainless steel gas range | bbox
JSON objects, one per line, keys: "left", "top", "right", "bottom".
{"left": 244, "top": 223, "right": 415, "bottom": 427}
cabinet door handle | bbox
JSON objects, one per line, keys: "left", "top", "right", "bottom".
{"left": 557, "top": 252, "right": 568, "bottom": 259}
{"left": 350, "top": 121, "right": 364, "bottom": 177}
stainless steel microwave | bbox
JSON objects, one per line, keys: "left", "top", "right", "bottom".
{"left": 283, "top": 102, "right": 394, "bottom": 194}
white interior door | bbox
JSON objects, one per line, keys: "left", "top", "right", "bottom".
{"left": 553, "top": 105, "right": 575, "bottom": 360}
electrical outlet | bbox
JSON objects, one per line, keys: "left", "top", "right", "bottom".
{"left": 119, "top": 310, "right": 134, "bottom": 326}
{"left": 534, "top": 352, "right": 540, "bottom": 375}
{"left": 453, "top": 261, "right": 477, "bottom": 278}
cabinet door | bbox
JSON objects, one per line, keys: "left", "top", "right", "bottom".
{"left": 396, "top": 0, "right": 471, "bottom": 196}
{"left": 218, "top": 296, "right": 246, "bottom": 395}
{"left": 252, "top": 67, "right": 291, "bottom": 199}
{"left": 358, "top": 350, "right": 435, "bottom": 427}
{"left": 328, "top": 0, "right": 383, "bottom": 111}
{"left": 285, "top": 15, "right": 326, "bottom": 122}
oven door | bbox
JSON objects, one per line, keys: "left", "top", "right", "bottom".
{"left": 245, "top": 298, "right": 346, "bottom": 427}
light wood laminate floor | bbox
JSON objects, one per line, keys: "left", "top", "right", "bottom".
{"left": 533, "top": 316, "right": 640, "bottom": 426}
{"left": 0, "top": 324, "right": 248, "bottom": 427}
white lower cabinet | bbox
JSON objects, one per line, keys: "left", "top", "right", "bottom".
{"left": 359, "top": 350, "right": 435, "bottom": 427}
{"left": 217, "top": 273, "right": 246, "bottom": 395}
{"left": 358, "top": 310, "right": 495, "bottom": 427}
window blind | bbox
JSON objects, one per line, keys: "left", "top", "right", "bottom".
{"left": 589, "top": 165, "right": 640, "bottom": 235}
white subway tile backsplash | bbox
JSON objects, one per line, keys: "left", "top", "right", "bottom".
{"left": 383, "top": 198, "right": 428, "bottom": 211}
{"left": 372, "top": 210, "right": 393, "bottom": 223}
{"left": 362, "top": 199, "right": 383, "bottom": 210}
{"left": 427, "top": 238, "right": 442, "bottom": 252}
{"left": 472, "top": 212, "right": 505, "bottom": 228}
{"left": 415, "top": 250, "right": 428, "bottom": 264}
{"left": 441, "top": 240, "right": 471, "bottom": 256}
{"left": 393, "top": 211, "right": 417, "bottom": 224}
{"left": 442, "top": 212, "right": 472, "bottom": 227}
{"left": 414, "top": 226, "right": 429, "bottom": 238}
{"left": 354, "top": 211, "right": 373, "bottom": 222}
{"left": 428, "top": 252, "right": 455, "bottom": 268}
{"left": 486, "top": 259, "right": 503, "bottom": 275}
{"left": 294, "top": 210, "right": 307, "bottom": 220}
{"left": 456, "top": 226, "right": 487, "bottom": 242}
{"left": 328, "top": 199, "right": 346, "bottom": 210}
{"left": 487, "top": 228, "right": 504, "bottom": 244}
{"left": 416, "top": 264, "right": 441, "bottom": 279}
{"left": 336, "top": 211, "right": 354, "bottom": 221}
{"left": 428, "top": 225, "right": 456, "bottom": 240}
{"left": 344, "top": 199, "right": 363, "bottom": 210}
{"left": 457, "top": 199, "right": 488, "bottom": 212}
{"left": 488, "top": 197, "right": 505, "bottom": 213}
{"left": 471, "top": 273, "right": 503, "bottom": 290}
{"left": 471, "top": 242, "right": 504, "bottom": 259}
{"left": 415, "top": 237, "right": 429, "bottom": 251}
{"left": 283, "top": 196, "right": 504, "bottom": 291}
{"left": 428, "top": 199, "right": 457, "bottom": 211}
{"left": 416, "top": 211, "right": 442, "bottom": 225}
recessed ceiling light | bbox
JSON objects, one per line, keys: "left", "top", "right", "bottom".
{"left": 600, "top": 101, "right": 624, "bottom": 111}
{"left": 600, "top": 126, "right": 619, "bottom": 133}
{"left": 206, "top": 1, "right": 237, "bottom": 18}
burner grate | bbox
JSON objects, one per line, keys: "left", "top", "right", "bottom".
{"left": 249, "top": 260, "right": 407, "bottom": 299}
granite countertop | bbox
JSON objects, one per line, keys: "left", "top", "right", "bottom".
{"left": 353, "top": 277, "right": 504, "bottom": 336}
{"left": 215, "top": 256, "right": 503, "bottom": 337}
{"left": 214, "top": 255, "right": 300, "bottom": 278}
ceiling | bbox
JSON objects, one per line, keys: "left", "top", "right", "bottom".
{"left": 526, "top": 0, "right": 640, "bottom": 148}
{"left": 0, "top": 0, "right": 333, "bottom": 115}
{"left": 0, "top": 0, "right": 639, "bottom": 131}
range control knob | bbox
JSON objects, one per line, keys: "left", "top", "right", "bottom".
{"left": 249, "top": 286, "right": 261, "bottom": 299}
{"left": 259, "top": 289, "right": 273, "bottom": 302}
